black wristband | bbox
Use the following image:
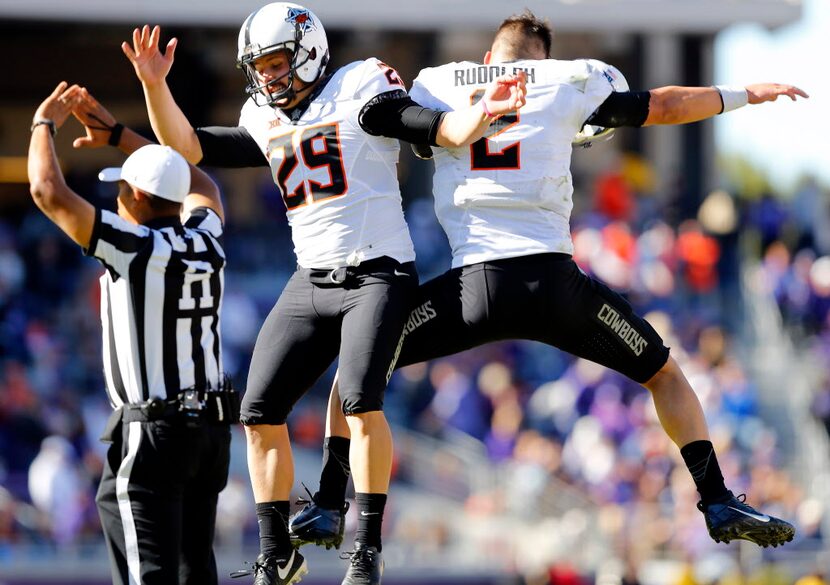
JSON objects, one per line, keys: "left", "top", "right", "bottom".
{"left": 108, "top": 123, "right": 124, "bottom": 147}
{"left": 31, "top": 119, "right": 57, "bottom": 137}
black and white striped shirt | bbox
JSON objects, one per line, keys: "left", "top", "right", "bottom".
{"left": 86, "top": 207, "right": 226, "bottom": 407}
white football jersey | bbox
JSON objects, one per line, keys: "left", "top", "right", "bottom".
{"left": 240, "top": 58, "right": 415, "bottom": 269}
{"left": 410, "top": 59, "right": 618, "bottom": 268}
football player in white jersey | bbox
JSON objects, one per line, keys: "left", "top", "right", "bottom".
{"left": 120, "top": 4, "right": 525, "bottom": 585}
{"left": 295, "top": 11, "right": 807, "bottom": 553}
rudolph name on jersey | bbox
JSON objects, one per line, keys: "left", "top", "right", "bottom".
{"left": 240, "top": 58, "right": 415, "bottom": 269}
{"left": 410, "top": 58, "right": 618, "bottom": 268}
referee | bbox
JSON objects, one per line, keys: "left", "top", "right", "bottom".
{"left": 28, "top": 82, "right": 239, "bottom": 585}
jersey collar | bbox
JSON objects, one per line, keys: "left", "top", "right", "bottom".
{"left": 278, "top": 71, "right": 335, "bottom": 123}
{"left": 144, "top": 215, "right": 182, "bottom": 230}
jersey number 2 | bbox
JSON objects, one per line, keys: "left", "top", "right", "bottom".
{"left": 469, "top": 89, "right": 521, "bottom": 171}
{"left": 377, "top": 61, "right": 404, "bottom": 86}
{"left": 269, "top": 123, "right": 348, "bottom": 211}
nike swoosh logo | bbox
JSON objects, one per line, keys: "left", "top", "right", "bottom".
{"left": 290, "top": 515, "right": 322, "bottom": 529}
{"left": 360, "top": 511, "right": 379, "bottom": 516}
{"left": 393, "top": 270, "right": 408, "bottom": 277}
{"left": 277, "top": 551, "right": 295, "bottom": 581}
{"left": 728, "top": 506, "right": 771, "bottom": 522}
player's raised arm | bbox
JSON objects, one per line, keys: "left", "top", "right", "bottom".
{"left": 642, "top": 83, "right": 807, "bottom": 126}
{"left": 434, "top": 71, "right": 527, "bottom": 147}
{"left": 28, "top": 82, "right": 96, "bottom": 248}
{"left": 122, "top": 25, "right": 204, "bottom": 163}
{"left": 358, "top": 69, "right": 525, "bottom": 151}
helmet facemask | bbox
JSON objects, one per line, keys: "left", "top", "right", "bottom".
{"left": 240, "top": 43, "right": 313, "bottom": 107}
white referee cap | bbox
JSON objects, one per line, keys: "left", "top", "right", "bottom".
{"left": 98, "top": 144, "right": 190, "bottom": 203}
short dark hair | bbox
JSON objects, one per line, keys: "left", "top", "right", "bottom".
{"left": 120, "top": 180, "right": 181, "bottom": 215}
{"left": 145, "top": 193, "right": 182, "bottom": 213}
{"left": 493, "top": 10, "right": 552, "bottom": 59}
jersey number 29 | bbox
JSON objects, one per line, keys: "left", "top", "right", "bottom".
{"left": 268, "top": 123, "right": 348, "bottom": 211}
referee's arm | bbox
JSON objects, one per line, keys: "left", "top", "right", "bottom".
{"left": 182, "top": 166, "right": 224, "bottom": 222}
{"left": 110, "top": 123, "right": 224, "bottom": 222}
{"left": 28, "top": 82, "right": 95, "bottom": 249}
{"left": 73, "top": 87, "right": 224, "bottom": 222}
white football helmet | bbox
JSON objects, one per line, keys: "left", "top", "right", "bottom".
{"left": 237, "top": 2, "right": 330, "bottom": 107}
{"left": 573, "top": 61, "right": 629, "bottom": 148}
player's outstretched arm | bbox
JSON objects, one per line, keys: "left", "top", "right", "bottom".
{"left": 435, "top": 72, "right": 527, "bottom": 147}
{"left": 28, "top": 82, "right": 95, "bottom": 248}
{"left": 122, "top": 25, "right": 204, "bottom": 164}
{"left": 643, "top": 83, "right": 807, "bottom": 126}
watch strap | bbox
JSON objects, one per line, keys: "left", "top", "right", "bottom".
{"left": 31, "top": 119, "right": 57, "bottom": 137}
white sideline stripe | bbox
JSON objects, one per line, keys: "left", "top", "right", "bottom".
{"left": 116, "top": 421, "right": 144, "bottom": 585}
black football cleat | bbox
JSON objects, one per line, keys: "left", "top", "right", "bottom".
{"left": 340, "top": 543, "right": 383, "bottom": 585}
{"left": 289, "top": 487, "right": 349, "bottom": 550}
{"left": 230, "top": 550, "right": 308, "bottom": 585}
{"left": 698, "top": 492, "right": 795, "bottom": 547}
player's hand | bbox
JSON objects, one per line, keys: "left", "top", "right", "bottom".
{"left": 746, "top": 83, "right": 808, "bottom": 104}
{"left": 122, "top": 24, "right": 178, "bottom": 87}
{"left": 34, "top": 82, "right": 83, "bottom": 129}
{"left": 481, "top": 71, "right": 527, "bottom": 117}
{"left": 70, "top": 87, "right": 118, "bottom": 149}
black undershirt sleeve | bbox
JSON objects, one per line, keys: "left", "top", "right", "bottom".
{"left": 585, "top": 91, "right": 651, "bottom": 128}
{"left": 194, "top": 126, "right": 269, "bottom": 168}
{"left": 359, "top": 90, "right": 447, "bottom": 147}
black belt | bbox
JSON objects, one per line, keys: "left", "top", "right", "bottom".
{"left": 487, "top": 252, "right": 572, "bottom": 267}
{"left": 301, "top": 256, "right": 414, "bottom": 286}
{"left": 121, "top": 389, "right": 241, "bottom": 425}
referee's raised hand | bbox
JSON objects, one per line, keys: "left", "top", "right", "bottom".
{"left": 71, "top": 87, "right": 119, "bottom": 150}
{"left": 33, "top": 81, "right": 82, "bottom": 131}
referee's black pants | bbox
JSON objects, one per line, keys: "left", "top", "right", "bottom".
{"left": 96, "top": 415, "right": 231, "bottom": 585}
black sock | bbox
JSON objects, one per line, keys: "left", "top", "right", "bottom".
{"left": 354, "top": 492, "right": 386, "bottom": 551}
{"left": 255, "top": 501, "right": 291, "bottom": 558}
{"left": 316, "top": 436, "right": 351, "bottom": 509}
{"left": 680, "top": 440, "right": 730, "bottom": 503}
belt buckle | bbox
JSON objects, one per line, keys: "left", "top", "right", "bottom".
{"left": 328, "top": 267, "right": 349, "bottom": 284}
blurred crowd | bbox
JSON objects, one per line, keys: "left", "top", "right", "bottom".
{"left": 750, "top": 179, "right": 830, "bottom": 443}
{"left": 1, "top": 153, "right": 829, "bottom": 584}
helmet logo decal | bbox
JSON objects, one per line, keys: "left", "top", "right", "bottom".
{"left": 285, "top": 7, "right": 316, "bottom": 33}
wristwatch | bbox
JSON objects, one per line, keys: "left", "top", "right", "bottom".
{"left": 31, "top": 119, "right": 57, "bottom": 137}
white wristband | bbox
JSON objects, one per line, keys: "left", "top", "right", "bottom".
{"left": 714, "top": 85, "right": 748, "bottom": 114}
